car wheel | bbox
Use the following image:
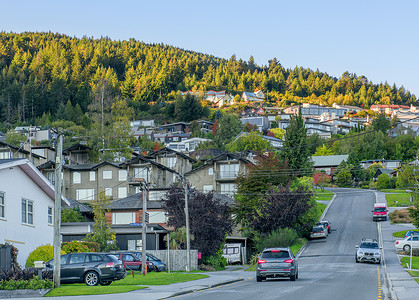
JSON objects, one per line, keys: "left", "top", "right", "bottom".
{"left": 290, "top": 274, "right": 296, "bottom": 281}
{"left": 355, "top": 256, "right": 359, "bottom": 263}
{"left": 100, "top": 281, "right": 112, "bottom": 286}
{"left": 256, "top": 275, "right": 263, "bottom": 282}
{"left": 296, "top": 271, "right": 299, "bottom": 279}
{"left": 376, "top": 260, "right": 381, "bottom": 265}
{"left": 403, "top": 244, "right": 411, "bottom": 252}
{"left": 84, "top": 271, "right": 99, "bottom": 286}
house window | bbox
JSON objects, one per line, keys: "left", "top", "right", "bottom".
{"left": 47, "top": 172, "right": 55, "bottom": 185}
{"left": 103, "top": 170, "right": 112, "bottom": 179}
{"left": 119, "top": 170, "right": 127, "bottom": 181}
{"left": 166, "top": 157, "right": 177, "bottom": 169}
{"left": 0, "top": 192, "right": 4, "bottom": 218}
{"left": 203, "top": 185, "right": 213, "bottom": 192}
{"left": 149, "top": 190, "right": 165, "bottom": 201}
{"left": 22, "top": 199, "right": 34, "bottom": 225}
{"left": 48, "top": 206, "right": 53, "bottom": 224}
{"left": 118, "top": 187, "right": 127, "bottom": 199}
{"left": 105, "top": 188, "right": 112, "bottom": 197}
{"left": 149, "top": 211, "right": 167, "bottom": 224}
{"left": 219, "top": 164, "right": 239, "bottom": 179}
{"left": 134, "top": 167, "right": 150, "bottom": 182}
{"left": 0, "top": 151, "right": 11, "bottom": 159}
{"left": 208, "top": 167, "right": 214, "bottom": 176}
{"left": 112, "top": 212, "right": 135, "bottom": 225}
{"left": 89, "top": 171, "right": 96, "bottom": 181}
{"left": 76, "top": 189, "right": 95, "bottom": 201}
{"left": 73, "top": 172, "right": 81, "bottom": 184}
{"left": 220, "top": 183, "right": 237, "bottom": 197}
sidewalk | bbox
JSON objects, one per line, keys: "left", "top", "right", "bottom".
{"left": 377, "top": 191, "right": 419, "bottom": 300}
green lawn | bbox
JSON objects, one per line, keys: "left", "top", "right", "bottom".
{"left": 315, "top": 189, "right": 334, "bottom": 201}
{"left": 382, "top": 189, "right": 408, "bottom": 193}
{"left": 407, "top": 270, "right": 419, "bottom": 277}
{"left": 317, "top": 202, "right": 327, "bottom": 218}
{"left": 45, "top": 272, "right": 208, "bottom": 297}
{"left": 386, "top": 193, "right": 412, "bottom": 207}
{"left": 415, "top": 278, "right": 419, "bottom": 284}
{"left": 393, "top": 230, "right": 419, "bottom": 238}
{"left": 400, "top": 256, "right": 419, "bottom": 269}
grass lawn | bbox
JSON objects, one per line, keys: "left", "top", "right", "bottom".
{"left": 393, "top": 230, "right": 419, "bottom": 238}
{"left": 45, "top": 272, "right": 209, "bottom": 297}
{"left": 407, "top": 270, "right": 419, "bottom": 277}
{"left": 315, "top": 189, "right": 334, "bottom": 201}
{"left": 317, "top": 202, "right": 327, "bottom": 218}
{"left": 382, "top": 189, "right": 408, "bottom": 193}
{"left": 400, "top": 256, "right": 419, "bottom": 269}
{"left": 416, "top": 278, "right": 419, "bottom": 284}
{"left": 386, "top": 193, "right": 412, "bottom": 207}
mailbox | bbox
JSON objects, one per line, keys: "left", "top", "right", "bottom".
{"left": 34, "top": 261, "right": 46, "bottom": 268}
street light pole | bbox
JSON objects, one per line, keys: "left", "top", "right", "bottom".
{"left": 184, "top": 180, "right": 191, "bottom": 272}
{"left": 141, "top": 181, "right": 147, "bottom": 276}
{"left": 53, "top": 133, "right": 63, "bottom": 288}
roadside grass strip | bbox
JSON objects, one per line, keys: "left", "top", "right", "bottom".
{"left": 317, "top": 202, "right": 327, "bottom": 218}
{"left": 400, "top": 256, "right": 419, "bottom": 269}
{"left": 381, "top": 189, "right": 407, "bottom": 193}
{"left": 45, "top": 272, "right": 209, "bottom": 297}
{"left": 385, "top": 193, "right": 412, "bottom": 207}
{"left": 315, "top": 189, "right": 334, "bottom": 201}
{"left": 45, "top": 284, "right": 145, "bottom": 297}
{"left": 393, "top": 230, "right": 419, "bottom": 238}
{"left": 407, "top": 270, "right": 419, "bottom": 277}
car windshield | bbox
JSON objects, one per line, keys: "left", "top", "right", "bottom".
{"left": 147, "top": 254, "right": 159, "bottom": 261}
{"left": 312, "top": 227, "right": 324, "bottom": 232}
{"left": 360, "top": 242, "right": 379, "bottom": 249}
{"left": 374, "top": 207, "right": 386, "bottom": 212}
{"left": 261, "top": 250, "right": 290, "bottom": 259}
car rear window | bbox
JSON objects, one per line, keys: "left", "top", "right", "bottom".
{"left": 261, "top": 250, "right": 290, "bottom": 259}
{"left": 106, "top": 254, "right": 120, "bottom": 262}
{"left": 312, "top": 227, "right": 324, "bottom": 232}
{"left": 86, "top": 254, "right": 103, "bottom": 262}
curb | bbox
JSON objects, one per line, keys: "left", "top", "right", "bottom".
{"left": 320, "top": 193, "right": 336, "bottom": 221}
{"left": 169, "top": 278, "right": 244, "bottom": 298}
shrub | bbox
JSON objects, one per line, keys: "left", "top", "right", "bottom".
{"left": 255, "top": 227, "right": 298, "bottom": 252}
{"left": 0, "top": 277, "right": 53, "bottom": 290}
{"left": 376, "top": 173, "right": 390, "bottom": 190}
{"left": 25, "top": 245, "right": 65, "bottom": 268}
{"left": 0, "top": 267, "right": 52, "bottom": 282}
{"left": 200, "top": 247, "right": 227, "bottom": 271}
{"left": 389, "top": 209, "right": 413, "bottom": 223}
{"left": 61, "top": 241, "right": 90, "bottom": 253}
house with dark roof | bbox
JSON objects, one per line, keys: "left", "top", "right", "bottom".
{"left": 0, "top": 141, "right": 45, "bottom": 166}
{"left": 311, "top": 155, "right": 349, "bottom": 176}
{"left": 147, "top": 148, "right": 196, "bottom": 178}
{"left": 63, "top": 143, "right": 92, "bottom": 164}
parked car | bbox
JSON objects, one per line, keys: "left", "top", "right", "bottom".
{"left": 122, "top": 251, "right": 167, "bottom": 272}
{"left": 404, "top": 231, "right": 419, "bottom": 238}
{"left": 395, "top": 236, "right": 419, "bottom": 252}
{"left": 46, "top": 253, "right": 126, "bottom": 286}
{"left": 317, "top": 221, "right": 331, "bottom": 233}
{"left": 256, "top": 247, "right": 298, "bottom": 282}
{"left": 355, "top": 239, "right": 381, "bottom": 264}
{"left": 310, "top": 225, "right": 328, "bottom": 239}
{"left": 114, "top": 253, "right": 143, "bottom": 271}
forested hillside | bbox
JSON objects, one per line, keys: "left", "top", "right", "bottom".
{"left": 0, "top": 32, "right": 417, "bottom": 127}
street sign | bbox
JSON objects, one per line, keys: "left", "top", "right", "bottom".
{"left": 129, "top": 223, "right": 142, "bottom": 227}
{"left": 145, "top": 212, "right": 149, "bottom": 224}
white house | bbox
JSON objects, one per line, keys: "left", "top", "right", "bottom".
{"left": 0, "top": 158, "right": 68, "bottom": 267}
{"left": 241, "top": 90, "right": 264, "bottom": 102}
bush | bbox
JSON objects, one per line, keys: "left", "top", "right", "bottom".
{"left": 0, "top": 277, "right": 53, "bottom": 290}
{"left": 376, "top": 173, "right": 390, "bottom": 190}
{"left": 389, "top": 209, "right": 413, "bottom": 223}
{"left": 0, "top": 267, "right": 52, "bottom": 282}
{"left": 25, "top": 245, "right": 65, "bottom": 268}
{"left": 61, "top": 241, "right": 90, "bottom": 253}
{"left": 200, "top": 247, "right": 227, "bottom": 271}
{"left": 255, "top": 227, "right": 298, "bottom": 252}
{"left": 81, "top": 241, "right": 100, "bottom": 252}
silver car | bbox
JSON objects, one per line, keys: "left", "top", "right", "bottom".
{"left": 256, "top": 247, "right": 298, "bottom": 282}
{"left": 355, "top": 239, "right": 381, "bottom": 264}
{"left": 310, "top": 225, "right": 328, "bottom": 239}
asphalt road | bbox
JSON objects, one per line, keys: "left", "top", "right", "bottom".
{"left": 178, "top": 188, "right": 385, "bottom": 300}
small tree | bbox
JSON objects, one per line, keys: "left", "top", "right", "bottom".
{"left": 336, "top": 167, "right": 352, "bottom": 187}
{"left": 376, "top": 173, "right": 390, "bottom": 190}
{"left": 61, "top": 207, "right": 84, "bottom": 222}
{"left": 313, "top": 172, "right": 331, "bottom": 191}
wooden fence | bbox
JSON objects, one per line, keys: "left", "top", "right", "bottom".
{"left": 147, "top": 249, "right": 198, "bottom": 271}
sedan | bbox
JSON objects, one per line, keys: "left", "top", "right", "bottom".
{"left": 256, "top": 247, "right": 298, "bottom": 282}
{"left": 404, "top": 230, "right": 419, "bottom": 238}
{"left": 310, "top": 225, "right": 328, "bottom": 239}
{"left": 395, "top": 236, "right": 419, "bottom": 252}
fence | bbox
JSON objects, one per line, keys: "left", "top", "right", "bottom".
{"left": 147, "top": 249, "right": 198, "bottom": 271}
{"left": 0, "top": 244, "right": 12, "bottom": 272}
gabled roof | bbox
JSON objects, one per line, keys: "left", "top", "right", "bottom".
{"left": 0, "top": 141, "right": 45, "bottom": 159}
{"left": 185, "top": 152, "right": 253, "bottom": 175}
{"left": 0, "top": 158, "right": 68, "bottom": 205}
{"left": 122, "top": 155, "right": 179, "bottom": 174}
{"left": 62, "top": 143, "right": 92, "bottom": 154}
{"left": 37, "top": 160, "right": 56, "bottom": 170}
{"left": 311, "top": 155, "right": 349, "bottom": 167}
{"left": 148, "top": 147, "right": 196, "bottom": 163}
{"left": 107, "top": 192, "right": 164, "bottom": 210}
{"left": 64, "top": 161, "right": 121, "bottom": 171}
{"left": 64, "top": 198, "right": 93, "bottom": 213}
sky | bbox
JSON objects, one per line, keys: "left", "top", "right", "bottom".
{"left": 1, "top": 0, "right": 418, "bottom": 96}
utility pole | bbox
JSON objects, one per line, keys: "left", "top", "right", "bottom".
{"left": 53, "top": 133, "right": 63, "bottom": 288}
{"left": 184, "top": 180, "right": 191, "bottom": 272}
{"left": 141, "top": 178, "right": 148, "bottom": 276}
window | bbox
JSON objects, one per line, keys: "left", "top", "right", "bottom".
{"left": 48, "top": 206, "right": 53, "bottom": 224}
{"left": 103, "top": 170, "right": 112, "bottom": 179}
{"left": 112, "top": 212, "right": 135, "bottom": 224}
{"left": 22, "top": 199, "right": 34, "bottom": 225}
{"left": 134, "top": 167, "right": 150, "bottom": 182}
{"left": 219, "top": 164, "right": 239, "bottom": 179}
{"left": 105, "top": 188, "right": 112, "bottom": 197}
{"left": 69, "top": 254, "right": 86, "bottom": 264}
{"left": 0, "top": 192, "right": 4, "bottom": 218}
{"left": 122, "top": 254, "right": 135, "bottom": 261}
{"left": 118, "top": 187, "right": 127, "bottom": 199}
{"left": 119, "top": 170, "right": 127, "bottom": 181}
{"left": 149, "top": 190, "right": 165, "bottom": 201}
{"left": 203, "top": 185, "right": 213, "bottom": 192}
{"left": 0, "top": 151, "right": 11, "bottom": 159}
{"left": 149, "top": 211, "right": 167, "bottom": 223}
{"left": 47, "top": 172, "right": 55, "bottom": 185}
{"left": 220, "top": 183, "right": 237, "bottom": 197}
{"left": 208, "top": 167, "right": 214, "bottom": 176}
{"left": 166, "top": 157, "right": 177, "bottom": 169}
{"left": 73, "top": 172, "right": 81, "bottom": 184}
{"left": 76, "top": 189, "right": 95, "bottom": 201}
{"left": 89, "top": 171, "right": 96, "bottom": 181}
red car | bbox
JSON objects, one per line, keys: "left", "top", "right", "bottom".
{"left": 317, "top": 221, "right": 331, "bottom": 233}
{"left": 115, "top": 253, "right": 154, "bottom": 271}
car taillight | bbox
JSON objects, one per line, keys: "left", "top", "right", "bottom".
{"left": 106, "top": 262, "right": 115, "bottom": 267}
{"left": 258, "top": 260, "right": 267, "bottom": 264}
{"left": 271, "top": 250, "right": 281, "bottom": 252}
{"left": 284, "top": 259, "right": 293, "bottom": 263}
{"left": 396, "top": 241, "right": 399, "bottom": 245}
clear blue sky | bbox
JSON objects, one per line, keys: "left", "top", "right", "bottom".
{"left": 2, "top": 0, "right": 418, "bottom": 96}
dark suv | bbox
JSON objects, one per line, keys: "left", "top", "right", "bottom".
{"left": 256, "top": 247, "right": 298, "bottom": 282}
{"left": 46, "top": 253, "right": 126, "bottom": 286}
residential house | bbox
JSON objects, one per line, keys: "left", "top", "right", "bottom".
{"left": 166, "top": 137, "right": 211, "bottom": 153}
{"left": 372, "top": 168, "right": 397, "bottom": 181}
{"left": 63, "top": 143, "right": 92, "bottom": 165}
{"left": 332, "top": 103, "right": 363, "bottom": 114}
{"left": 205, "top": 90, "right": 234, "bottom": 107}
{"left": 360, "top": 159, "right": 402, "bottom": 170}
{"left": 0, "top": 159, "right": 69, "bottom": 266}
{"left": 0, "top": 141, "right": 45, "bottom": 166}
{"left": 241, "top": 90, "right": 264, "bottom": 102}
{"left": 370, "top": 105, "right": 410, "bottom": 115}
{"left": 185, "top": 153, "right": 253, "bottom": 198}
{"left": 130, "top": 120, "right": 155, "bottom": 129}
{"left": 147, "top": 148, "right": 196, "bottom": 179}
{"left": 283, "top": 103, "right": 346, "bottom": 118}
{"left": 311, "top": 155, "right": 349, "bottom": 177}
{"left": 31, "top": 146, "right": 56, "bottom": 162}
{"left": 240, "top": 116, "right": 270, "bottom": 132}
{"left": 14, "top": 126, "right": 53, "bottom": 142}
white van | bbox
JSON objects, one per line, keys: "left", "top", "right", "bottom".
{"left": 222, "top": 243, "right": 242, "bottom": 264}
